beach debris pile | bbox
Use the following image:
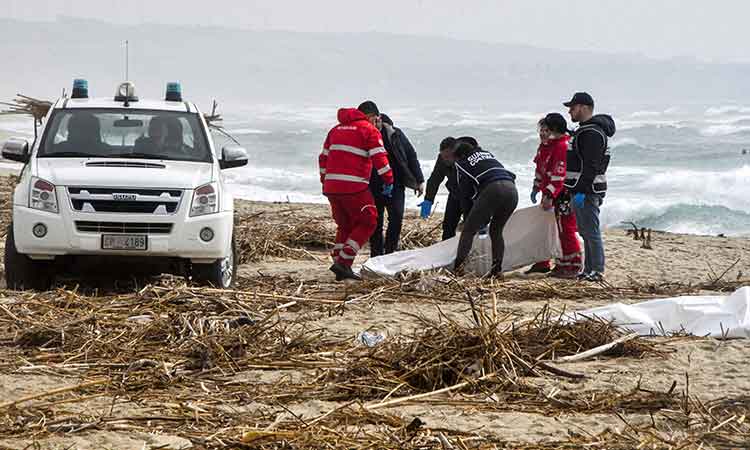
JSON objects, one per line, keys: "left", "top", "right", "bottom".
{"left": 0, "top": 177, "right": 15, "bottom": 238}
{"left": 0, "top": 94, "right": 52, "bottom": 123}
{"left": 234, "top": 208, "right": 334, "bottom": 263}
{"left": 399, "top": 216, "right": 443, "bottom": 249}
{"left": 233, "top": 207, "right": 442, "bottom": 263}
{"left": 314, "top": 302, "right": 666, "bottom": 409}
{"left": 0, "top": 199, "right": 747, "bottom": 448}
{"left": 0, "top": 271, "right": 747, "bottom": 448}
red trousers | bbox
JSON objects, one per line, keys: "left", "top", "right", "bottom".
{"left": 535, "top": 201, "right": 583, "bottom": 272}
{"left": 327, "top": 190, "right": 378, "bottom": 267}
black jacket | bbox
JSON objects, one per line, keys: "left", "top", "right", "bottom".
{"left": 424, "top": 155, "right": 457, "bottom": 202}
{"left": 455, "top": 147, "right": 516, "bottom": 212}
{"left": 564, "top": 114, "right": 616, "bottom": 195}
{"left": 370, "top": 115, "right": 424, "bottom": 193}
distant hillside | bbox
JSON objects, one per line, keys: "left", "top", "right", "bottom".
{"left": 0, "top": 17, "right": 748, "bottom": 107}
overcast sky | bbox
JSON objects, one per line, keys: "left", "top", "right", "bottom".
{"left": 3, "top": 0, "right": 748, "bottom": 62}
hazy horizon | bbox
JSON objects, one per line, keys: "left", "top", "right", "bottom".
{"left": 4, "top": 0, "right": 750, "bottom": 63}
{"left": 1, "top": 16, "right": 749, "bottom": 109}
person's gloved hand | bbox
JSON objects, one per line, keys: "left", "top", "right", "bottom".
{"left": 418, "top": 200, "right": 433, "bottom": 219}
{"left": 530, "top": 188, "right": 539, "bottom": 204}
{"left": 573, "top": 193, "right": 586, "bottom": 209}
{"left": 382, "top": 183, "right": 394, "bottom": 198}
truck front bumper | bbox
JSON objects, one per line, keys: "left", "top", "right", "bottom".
{"left": 12, "top": 206, "right": 233, "bottom": 262}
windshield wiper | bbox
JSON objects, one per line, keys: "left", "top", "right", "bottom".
{"left": 42, "top": 152, "right": 98, "bottom": 158}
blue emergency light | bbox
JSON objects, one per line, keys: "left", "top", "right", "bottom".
{"left": 71, "top": 79, "right": 89, "bottom": 99}
{"left": 165, "top": 82, "right": 182, "bottom": 101}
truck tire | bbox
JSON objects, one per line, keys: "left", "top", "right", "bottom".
{"left": 191, "top": 233, "right": 237, "bottom": 288}
{"left": 4, "top": 224, "right": 54, "bottom": 291}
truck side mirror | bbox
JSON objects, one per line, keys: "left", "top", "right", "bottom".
{"left": 2, "top": 138, "right": 30, "bottom": 163}
{"left": 220, "top": 145, "right": 248, "bottom": 170}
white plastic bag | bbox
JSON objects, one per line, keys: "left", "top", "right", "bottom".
{"left": 362, "top": 206, "right": 561, "bottom": 277}
{"left": 571, "top": 287, "right": 750, "bottom": 338}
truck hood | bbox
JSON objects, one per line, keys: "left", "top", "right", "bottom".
{"left": 35, "top": 158, "right": 214, "bottom": 189}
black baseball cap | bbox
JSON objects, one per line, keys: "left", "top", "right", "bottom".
{"left": 563, "top": 92, "right": 595, "bottom": 108}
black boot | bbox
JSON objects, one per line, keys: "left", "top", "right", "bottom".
{"left": 330, "top": 263, "right": 362, "bottom": 282}
{"left": 329, "top": 263, "right": 345, "bottom": 281}
{"left": 524, "top": 263, "right": 551, "bottom": 275}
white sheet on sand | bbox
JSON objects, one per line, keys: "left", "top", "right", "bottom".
{"left": 362, "top": 206, "right": 562, "bottom": 277}
{"left": 572, "top": 287, "right": 750, "bottom": 338}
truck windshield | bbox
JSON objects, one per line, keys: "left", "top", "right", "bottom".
{"left": 38, "top": 109, "right": 212, "bottom": 162}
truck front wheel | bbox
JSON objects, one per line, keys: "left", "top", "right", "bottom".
{"left": 191, "top": 234, "right": 237, "bottom": 288}
{"left": 4, "top": 224, "right": 54, "bottom": 291}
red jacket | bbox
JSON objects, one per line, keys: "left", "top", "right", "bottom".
{"left": 319, "top": 108, "right": 394, "bottom": 195}
{"left": 533, "top": 135, "right": 568, "bottom": 199}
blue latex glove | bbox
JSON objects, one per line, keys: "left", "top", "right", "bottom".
{"left": 573, "top": 193, "right": 586, "bottom": 209}
{"left": 418, "top": 200, "right": 433, "bottom": 219}
{"left": 381, "top": 183, "right": 394, "bottom": 198}
{"left": 530, "top": 188, "right": 539, "bottom": 204}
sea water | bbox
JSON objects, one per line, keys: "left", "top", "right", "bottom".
{"left": 2, "top": 102, "right": 750, "bottom": 236}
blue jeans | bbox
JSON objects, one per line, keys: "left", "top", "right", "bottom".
{"left": 573, "top": 194, "right": 605, "bottom": 273}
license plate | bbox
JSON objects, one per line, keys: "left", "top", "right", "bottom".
{"left": 101, "top": 234, "right": 147, "bottom": 251}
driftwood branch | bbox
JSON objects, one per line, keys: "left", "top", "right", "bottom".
{"left": 365, "top": 372, "right": 499, "bottom": 411}
{"left": 0, "top": 379, "right": 108, "bottom": 410}
{"left": 0, "top": 93, "right": 52, "bottom": 122}
{"left": 554, "top": 333, "right": 639, "bottom": 363}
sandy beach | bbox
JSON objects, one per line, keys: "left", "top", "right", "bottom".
{"left": 0, "top": 186, "right": 748, "bottom": 449}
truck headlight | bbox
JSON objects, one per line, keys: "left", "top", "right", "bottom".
{"left": 30, "top": 177, "right": 59, "bottom": 213}
{"left": 190, "top": 183, "right": 218, "bottom": 217}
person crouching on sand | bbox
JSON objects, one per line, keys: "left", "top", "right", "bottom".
{"left": 319, "top": 101, "right": 394, "bottom": 281}
{"left": 526, "top": 113, "right": 583, "bottom": 278}
{"left": 441, "top": 139, "right": 518, "bottom": 277}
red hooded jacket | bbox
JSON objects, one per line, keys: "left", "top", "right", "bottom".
{"left": 319, "top": 108, "right": 394, "bottom": 195}
{"left": 533, "top": 135, "right": 569, "bottom": 199}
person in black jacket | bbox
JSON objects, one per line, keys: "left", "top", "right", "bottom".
{"left": 368, "top": 112, "right": 425, "bottom": 256}
{"left": 420, "top": 137, "right": 466, "bottom": 240}
{"left": 441, "top": 139, "right": 518, "bottom": 276}
{"left": 563, "top": 92, "right": 616, "bottom": 282}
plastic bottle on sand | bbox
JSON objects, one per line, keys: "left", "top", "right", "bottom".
{"left": 466, "top": 228, "right": 492, "bottom": 277}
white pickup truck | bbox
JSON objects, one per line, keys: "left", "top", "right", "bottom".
{"left": 1, "top": 80, "right": 248, "bottom": 290}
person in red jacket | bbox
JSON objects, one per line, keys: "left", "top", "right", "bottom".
{"left": 526, "top": 113, "right": 583, "bottom": 278}
{"left": 319, "top": 101, "right": 394, "bottom": 281}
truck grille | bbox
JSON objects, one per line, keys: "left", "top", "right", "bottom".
{"left": 75, "top": 221, "right": 173, "bottom": 234}
{"left": 68, "top": 187, "right": 183, "bottom": 214}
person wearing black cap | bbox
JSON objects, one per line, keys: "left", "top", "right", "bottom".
{"left": 441, "top": 139, "right": 518, "bottom": 277}
{"left": 563, "top": 92, "right": 616, "bottom": 282}
{"left": 364, "top": 104, "right": 425, "bottom": 257}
